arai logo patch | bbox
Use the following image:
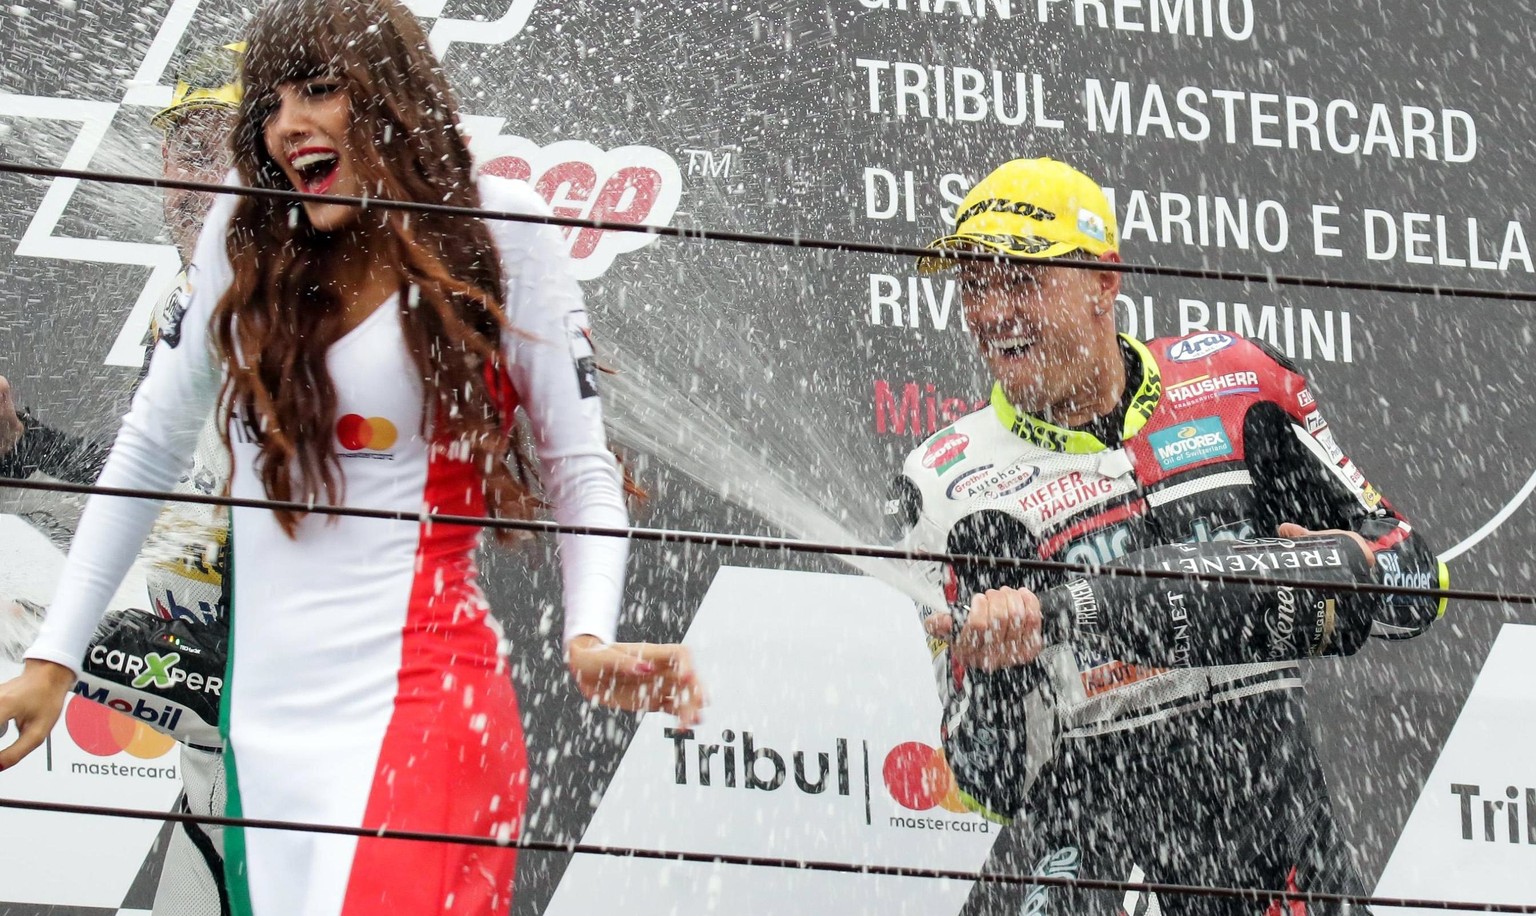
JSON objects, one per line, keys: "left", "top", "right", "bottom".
{"left": 1167, "top": 332, "right": 1237, "bottom": 362}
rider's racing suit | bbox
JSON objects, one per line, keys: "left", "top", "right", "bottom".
{"left": 890, "top": 331, "right": 1446, "bottom": 915}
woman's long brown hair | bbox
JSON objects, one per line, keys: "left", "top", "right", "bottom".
{"left": 215, "top": 0, "right": 538, "bottom": 537}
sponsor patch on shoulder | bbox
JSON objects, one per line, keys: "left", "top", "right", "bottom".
{"left": 922, "top": 429, "right": 970, "bottom": 475}
{"left": 1313, "top": 428, "right": 1344, "bottom": 461}
{"left": 565, "top": 311, "right": 599, "bottom": 399}
{"left": 945, "top": 461, "right": 1039, "bottom": 500}
{"left": 158, "top": 287, "right": 190, "bottom": 349}
{"left": 1148, "top": 416, "right": 1233, "bottom": 470}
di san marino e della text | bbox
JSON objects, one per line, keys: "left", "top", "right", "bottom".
{"left": 865, "top": 169, "right": 1532, "bottom": 273}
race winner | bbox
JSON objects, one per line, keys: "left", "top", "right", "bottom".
{"left": 889, "top": 157, "right": 1446, "bottom": 915}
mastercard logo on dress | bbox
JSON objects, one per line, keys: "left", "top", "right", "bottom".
{"left": 336, "top": 414, "right": 399, "bottom": 455}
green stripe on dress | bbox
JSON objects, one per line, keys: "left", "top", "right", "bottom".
{"left": 218, "top": 528, "right": 254, "bottom": 916}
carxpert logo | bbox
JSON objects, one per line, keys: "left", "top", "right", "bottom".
{"left": 336, "top": 414, "right": 400, "bottom": 458}
{"left": 86, "top": 644, "right": 222, "bottom": 698}
{"left": 661, "top": 727, "right": 990, "bottom": 833}
{"left": 476, "top": 136, "right": 683, "bottom": 281}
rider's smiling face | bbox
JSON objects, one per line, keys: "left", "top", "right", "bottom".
{"left": 958, "top": 252, "right": 1123, "bottom": 419}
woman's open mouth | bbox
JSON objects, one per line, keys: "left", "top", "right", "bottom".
{"left": 289, "top": 147, "right": 341, "bottom": 194}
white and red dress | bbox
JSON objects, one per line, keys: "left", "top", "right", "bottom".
{"left": 27, "top": 176, "right": 629, "bottom": 915}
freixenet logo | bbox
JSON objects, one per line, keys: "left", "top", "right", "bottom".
{"left": 336, "top": 415, "right": 399, "bottom": 454}
{"left": 477, "top": 137, "right": 683, "bottom": 281}
{"left": 662, "top": 728, "right": 989, "bottom": 832}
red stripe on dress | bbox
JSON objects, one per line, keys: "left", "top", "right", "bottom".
{"left": 341, "top": 443, "right": 529, "bottom": 916}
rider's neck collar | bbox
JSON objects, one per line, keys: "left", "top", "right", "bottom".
{"left": 990, "top": 334, "right": 1162, "bottom": 453}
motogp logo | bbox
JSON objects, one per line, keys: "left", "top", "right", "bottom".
{"left": 476, "top": 137, "right": 683, "bottom": 281}
{"left": 1167, "top": 332, "right": 1238, "bottom": 362}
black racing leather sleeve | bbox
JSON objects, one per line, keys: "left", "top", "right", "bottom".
{"left": 0, "top": 410, "right": 111, "bottom": 484}
{"left": 1243, "top": 377, "right": 1446, "bottom": 639}
{"left": 1038, "top": 535, "right": 1376, "bottom": 668}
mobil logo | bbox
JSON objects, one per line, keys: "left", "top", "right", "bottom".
{"left": 63, "top": 692, "right": 175, "bottom": 759}
{"left": 1167, "top": 332, "right": 1237, "bottom": 362}
{"left": 921, "top": 428, "right": 970, "bottom": 475}
{"left": 476, "top": 136, "right": 683, "bottom": 281}
{"left": 336, "top": 415, "right": 399, "bottom": 453}
{"left": 882, "top": 741, "right": 968, "bottom": 813}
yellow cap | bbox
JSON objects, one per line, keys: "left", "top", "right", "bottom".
{"left": 918, "top": 157, "right": 1118, "bottom": 273}
{"left": 152, "top": 41, "right": 246, "bottom": 131}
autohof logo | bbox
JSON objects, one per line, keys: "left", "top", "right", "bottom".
{"left": 476, "top": 136, "right": 683, "bottom": 281}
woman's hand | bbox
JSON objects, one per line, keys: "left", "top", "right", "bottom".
{"left": 0, "top": 659, "right": 76, "bottom": 771}
{"left": 0, "top": 376, "right": 24, "bottom": 459}
{"left": 566, "top": 635, "right": 707, "bottom": 728}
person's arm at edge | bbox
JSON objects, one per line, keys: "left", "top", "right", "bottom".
{"left": 0, "top": 189, "right": 232, "bottom": 769}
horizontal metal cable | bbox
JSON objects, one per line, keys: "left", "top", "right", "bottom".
{"left": 3, "top": 159, "right": 1535, "bottom": 303}
{"left": 0, "top": 474, "right": 1524, "bottom": 607}
{"left": 0, "top": 796, "right": 1526, "bottom": 912}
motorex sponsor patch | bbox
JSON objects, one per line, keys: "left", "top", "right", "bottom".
{"left": 1149, "top": 417, "right": 1233, "bottom": 470}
